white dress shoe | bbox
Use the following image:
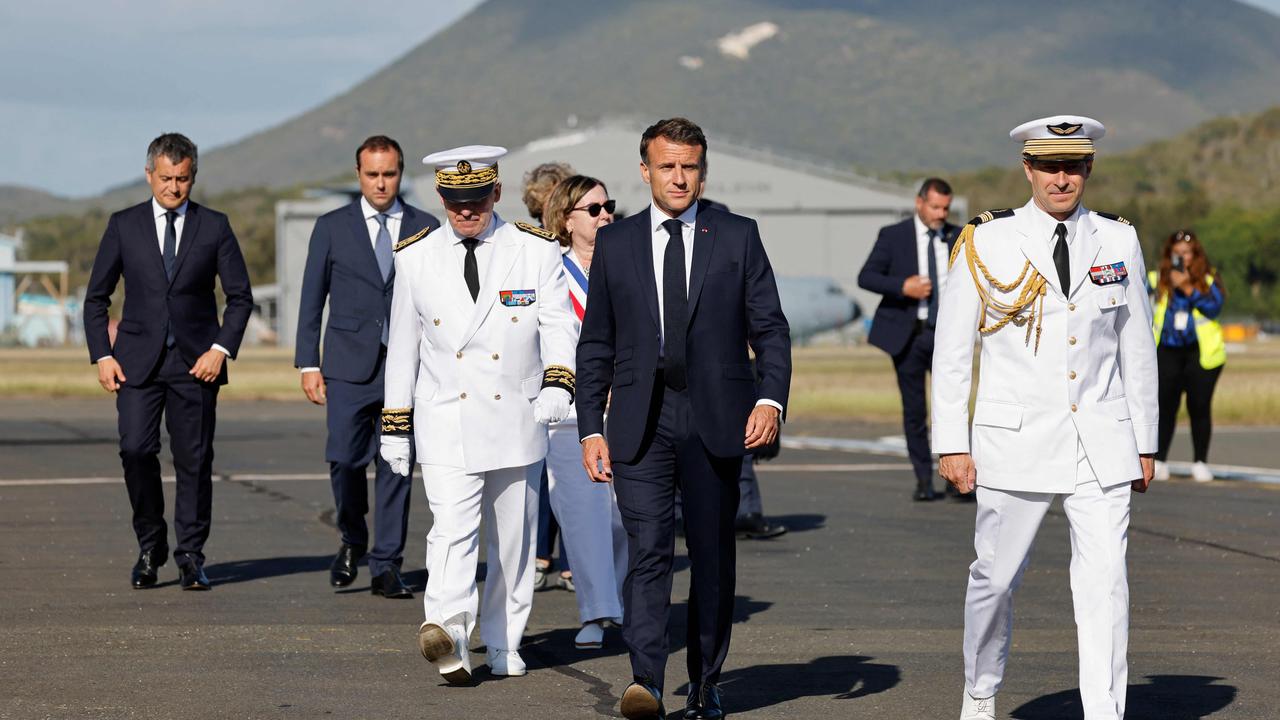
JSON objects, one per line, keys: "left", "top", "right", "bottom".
{"left": 960, "top": 691, "right": 995, "bottom": 720}
{"left": 1153, "top": 460, "right": 1170, "bottom": 481}
{"left": 486, "top": 648, "right": 527, "bottom": 676}
{"left": 574, "top": 621, "right": 605, "bottom": 649}
{"left": 418, "top": 621, "right": 472, "bottom": 685}
{"left": 1191, "top": 461, "right": 1215, "bottom": 483}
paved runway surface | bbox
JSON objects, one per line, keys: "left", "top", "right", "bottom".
{"left": 1, "top": 399, "right": 1276, "bottom": 718}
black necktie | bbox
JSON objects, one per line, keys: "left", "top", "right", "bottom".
{"left": 661, "top": 218, "right": 688, "bottom": 391}
{"left": 926, "top": 229, "right": 940, "bottom": 328}
{"left": 1052, "top": 223, "right": 1070, "bottom": 294}
{"left": 163, "top": 211, "right": 177, "bottom": 348}
{"left": 462, "top": 237, "right": 480, "bottom": 302}
{"left": 163, "top": 211, "right": 178, "bottom": 280}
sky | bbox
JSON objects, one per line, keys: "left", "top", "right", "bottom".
{"left": 0, "top": 0, "right": 485, "bottom": 197}
{"left": 2, "top": 0, "right": 1277, "bottom": 198}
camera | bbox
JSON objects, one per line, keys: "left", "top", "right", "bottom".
{"left": 1171, "top": 254, "right": 1186, "bottom": 272}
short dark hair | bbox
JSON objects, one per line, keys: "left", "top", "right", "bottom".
{"left": 356, "top": 135, "right": 404, "bottom": 172}
{"left": 146, "top": 133, "right": 198, "bottom": 175}
{"left": 917, "top": 177, "right": 952, "bottom": 198}
{"left": 640, "top": 117, "right": 708, "bottom": 170}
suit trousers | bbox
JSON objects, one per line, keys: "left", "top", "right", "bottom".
{"left": 964, "top": 443, "right": 1131, "bottom": 720}
{"left": 324, "top": 353, "right": 412, "bottom": 575}
{"left": 420, "top": 462, "right": 538, "bottom": 653}
{"left": 116, "top": 345, "right": 218, "bottom": 565}
{"left": 613, "top": 384, "right": 743, "bottom": 692}
{"left": 546, "top": 420, "right": 627, "bottom": 624}
{"left": 892, "top": 324, "right": 934, "bottom": 485}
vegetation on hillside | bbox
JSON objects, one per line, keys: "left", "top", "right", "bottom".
{"left": 17, "top": 183, "right": 310, "bottom": 290}
{"left": 944, "top": 108, "right": 1280, "bottom": 319}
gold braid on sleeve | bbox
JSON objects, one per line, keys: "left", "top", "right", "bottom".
{"left": 949, "top": 219, "right": 1050, "bottom": 355}
{"left": 541, "top": 364, "right": 576, "bottom": 403}
{"left": 380, "top": 407, "right": 413, "bottom": 436}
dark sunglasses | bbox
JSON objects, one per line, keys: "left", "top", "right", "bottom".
{"left": 569, "top": 199, "right": 616, "bottom": 217}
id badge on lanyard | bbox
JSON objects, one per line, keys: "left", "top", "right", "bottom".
{"left": 1173, "top": 311, "right": 1190, "bottom": 332}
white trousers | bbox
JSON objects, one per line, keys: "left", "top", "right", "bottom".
{"left": 965, "top": 452, "right": 1131, "bottom": 720}
{"left": 545, "top": 422, "right": 627, "bottom": 623}
{"left": 420, "top": 462, "right": 538, "bottom": 653}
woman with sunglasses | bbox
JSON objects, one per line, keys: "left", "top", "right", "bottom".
{"left": 1148, "top": 230, "right": 1227, "bottom": 482}
{"left": 539, "top": 175, "right": 627, "bottom": 649}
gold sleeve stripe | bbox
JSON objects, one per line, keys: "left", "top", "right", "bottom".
{"left": 541, "top": 364, "right": 576, "bottom": 402}
{"left": 381, "top": 407, "right": 412, "bottom": 436}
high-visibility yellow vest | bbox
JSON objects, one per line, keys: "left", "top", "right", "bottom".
{"left": 1148, "top": 270, "right": 1226, "bottom": 369}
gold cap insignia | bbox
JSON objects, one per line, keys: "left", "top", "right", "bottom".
{"left": 1047, "top": 122, "right": 1084, "bottom": 136}
{"left": 456, "top": 160, "right": 472, "bottom": 174}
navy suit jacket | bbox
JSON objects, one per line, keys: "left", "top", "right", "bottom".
{"left": 577, "top": 206, "right": 792, "bottom": 462}
{"left": 84, "top": 200, "right": 253, "bottom": 385}
{"left": 857, "top": 217, "right": 959, "bottom": 357}
{"left": 294, "top": 200, "right": 438, "bottom": 383}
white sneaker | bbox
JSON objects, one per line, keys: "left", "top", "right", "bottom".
{"left": 486, "top": 648, "right": 527, "bottom": 676}
{"left": 961, "top": 692, "right": 995, "bottom": 720}
{"left": 574, "top": 621, "right": 605, "bottom": 649}
{"left": 1191, "top": 461, "right": 1214, "bottom": 483}
{"left": 418, "top": 621, "right": 472, "bottom": 685}
{"left": 1153, "top": 460, "right": 1170, "bottom": 481}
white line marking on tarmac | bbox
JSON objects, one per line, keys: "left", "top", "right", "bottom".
{"left": 782, "top": 435, "right": 1280, "bottom": 485}
{"left": 757, "top": 463, "right": 911, "bottom": 472}
{"left": 0, "top": 473, "right": 329, "bottom": 487}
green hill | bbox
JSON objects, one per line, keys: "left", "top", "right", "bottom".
{"left": 948, "top": 107, "right": 1280, "bottom": 318}
{"left": 180, "top": 0, "right": 1280, "bottom": 194}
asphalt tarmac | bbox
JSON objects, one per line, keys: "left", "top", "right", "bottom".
{"left": 1, "top": 398, "right": 1276, "bottom": 719}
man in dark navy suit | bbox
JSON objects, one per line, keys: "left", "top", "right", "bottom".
{"left": 295, "top": 135, "right": 438, "bottom": 599}
{"left": 578, "top": 118, "right": 791, "bottom": 720}
{"left": 858, "top": 178, "right": 962, "bottom": 501}
{"left": 84, "top": 132, "right": 253, "bottom": 591}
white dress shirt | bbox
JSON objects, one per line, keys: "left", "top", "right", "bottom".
{"left": 649, "top": 203, "right": 698, "bottom": 352}
{"left": 648, "top": 202, "right": 782, "bottom": 416}
{"left": 361, "top": 196, "right": 403, "bottom": 249}
{"left": 99, "top": 198, "right": 228, "bottom": 362}
{"left": 912, "top": 214, "right": 951, "bottom": 321}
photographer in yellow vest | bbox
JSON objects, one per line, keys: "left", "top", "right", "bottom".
{"left": 1149, "top": 229, "right": 1226, "bottom": 482}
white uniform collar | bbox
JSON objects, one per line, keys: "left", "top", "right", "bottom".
{"left": 445, "top": 211, "right": 501, "bottom": 245}
{"left": 1024, "top": 198, "right": 1085, "bottom": 247}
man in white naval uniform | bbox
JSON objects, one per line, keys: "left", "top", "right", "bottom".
{"left": 380, "top": 145, "right": 577, "bottom": 684}
{"left": 932, "top": 116, "right": 1158, "bottom": 720}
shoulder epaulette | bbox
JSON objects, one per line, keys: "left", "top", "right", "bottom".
{"left": 1092, "top": 210, "right": 1132, "bottom": 226}
{"left": 514, "top": 221, "right": 558, "bottom": 242}
{"left": 394, "top": 226, "right": 430, "bottom": 252}
{"left": 966, "top": 209, "right": 1015, "bottom": 226}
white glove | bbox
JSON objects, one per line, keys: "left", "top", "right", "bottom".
{"left": 532, "top": 387, "right": 572, "bottom": 425}
{"left": 380, "top": 436, "right": 412, "bottom": 476}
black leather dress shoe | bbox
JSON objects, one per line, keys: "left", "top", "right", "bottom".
{"left": 178, "top": 562, "right": 211, "bottom": 591}
{"left": 329, "top": 543, "right": 366, "bottom": 587}
{"left": 734, "top": 513, "right": 787, "bottom": 539}
{"left": 685, "top": 683, "right": 724, "bottom": 719}
{"left": 370, "top": 567, "right": 414, "bottom": 599}
{"left": 620, "top": 681, "right": 664, "bottom": 720}
{"left": 130, "top": 547, "right": 168, "bottom": 589}
{"left": 913, "top": 483, "right": 938, "bottom": 502}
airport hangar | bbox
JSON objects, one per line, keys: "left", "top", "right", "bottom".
{"left": 273, "top": 123, "right": 965, "bottom": 347}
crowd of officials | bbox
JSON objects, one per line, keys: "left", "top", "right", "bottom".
{"left": 83, "top": 111, "right": 1226, "bottom": 720}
